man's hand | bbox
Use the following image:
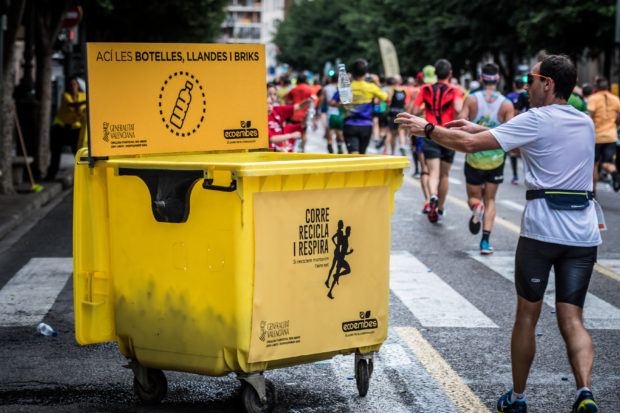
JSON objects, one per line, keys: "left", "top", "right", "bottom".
{"left": 394, "top": 112, "right": 428, "bottom": 136}
{"left": 444, "top": 119, "right": 488, "bottom": 134}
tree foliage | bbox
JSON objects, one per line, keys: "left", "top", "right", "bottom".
{"left": 81, "top": 0, "right": 229, "bottom": 42}
{"left": 274, "top": 0, "right": 616, "bottom": 79}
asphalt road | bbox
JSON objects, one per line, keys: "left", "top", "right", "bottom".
{"left": 0, "top": 127, "right": 619, "bottom": 412}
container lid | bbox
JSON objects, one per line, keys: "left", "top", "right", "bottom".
{"left": 100, "top": 151, "right": 410, "bottom": 177}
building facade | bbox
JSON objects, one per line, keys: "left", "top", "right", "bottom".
{"left": 218, "top": 0, "right": 294, "bottom": 80}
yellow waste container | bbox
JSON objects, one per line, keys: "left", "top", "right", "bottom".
{"left": 73, "top": 148, "right": 408, "bottom": 411}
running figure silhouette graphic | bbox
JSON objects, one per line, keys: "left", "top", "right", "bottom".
{"left": 326, "top": 225, "right": 354, "bottom": 299}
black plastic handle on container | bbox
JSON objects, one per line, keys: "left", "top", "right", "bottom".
{"left": 202, "top": 178, "right": 237, "bottom": 192}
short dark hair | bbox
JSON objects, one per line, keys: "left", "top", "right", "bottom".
{"left": 297, "top": 73, "right": 307, "bottom": 84}
{"left": 435, "top": 59, "right": 452, "bottom": 80}
{"left": 514, "top": 77, "right": 524, "bottom": 89}
{"left": 539, "top": 55, "right": 576, "bottom": 101}
{"left": 596, "top": 77, "right": 609, "bottom": 91}
{"left": 480, "top": 63, "right": 499, "bottom": 85}
{"left": 582, "top": 84, "right": 593, "bottom": 97}
{"left": 351, "top": 58, "right": 368, "bottom": 78}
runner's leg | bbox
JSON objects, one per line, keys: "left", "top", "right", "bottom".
{"left": 556, "top": 303, "right": 593, "bottom": 389}
{"left": 511, "top": 296, "right": 543, "bottom": 393}
{"left": 481, "top": 182, "right": 499, "bottom": 232}
{"left": 438, "top": 160, "right": 451, "bottom": 212}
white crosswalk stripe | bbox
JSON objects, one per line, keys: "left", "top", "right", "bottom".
{"left": 469, "top": 252, "right": 620, "bottom": 329}
{"left": 390, "top": 251, "right": 498, "bottom": 328}
{"left": 0, "top": 258, "right": 73, "bottom": 327}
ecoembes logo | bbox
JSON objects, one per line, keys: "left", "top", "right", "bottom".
{"left": 342, "top": 310, "right": 378, "bottom": 332}
{"left": 224, "top": 120, "right": 259, "bottom": 139}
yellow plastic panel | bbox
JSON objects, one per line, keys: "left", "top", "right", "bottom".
{"left": 73, "top": 149, "right": 116, "bottom": 344}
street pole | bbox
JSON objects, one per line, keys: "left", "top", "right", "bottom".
{"left": 14, "top": 0, "right": 40, "bottom": 179}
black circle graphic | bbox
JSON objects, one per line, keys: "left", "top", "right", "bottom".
{"left": 158, "top": 71, "right": 206, "bottom": 137}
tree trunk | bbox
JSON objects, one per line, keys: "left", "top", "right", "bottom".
{"left": 34, "top": 0, "right": 69, "bottom": 178}
{"left": 0, "top": 0, "right": 26, "bottom": 194}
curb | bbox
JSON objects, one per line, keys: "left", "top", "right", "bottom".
{"left": 0, "top": 177, "right": 71, "bottom": 242}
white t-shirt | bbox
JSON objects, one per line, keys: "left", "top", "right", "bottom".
{"left": 490, "top": 104, "right": 601, "bottom": 247}
{"left": 324, "top": 84, "right": 340, "bottom": 117}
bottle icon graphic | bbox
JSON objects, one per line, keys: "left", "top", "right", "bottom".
{"left": 170, "top": 80, "right": 193, "bottom": 129}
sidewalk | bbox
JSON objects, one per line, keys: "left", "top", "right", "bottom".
{"left": 0, "top": 152, "right": 74, "bottom": 242}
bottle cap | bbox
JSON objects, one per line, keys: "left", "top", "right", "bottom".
{"left": 338, "top": 64, "right": 345, "bottom": 70}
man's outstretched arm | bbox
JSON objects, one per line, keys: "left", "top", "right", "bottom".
{"left": 394, "top": 114, "right": 501, "bottom": 153}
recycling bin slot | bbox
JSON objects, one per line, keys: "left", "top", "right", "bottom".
{"left": 118, "top": 168, "right": 204, "bottom": 223}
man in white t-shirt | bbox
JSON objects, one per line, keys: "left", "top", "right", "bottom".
{"left": 396, "top": 55, "right": 600, "bottom": 413}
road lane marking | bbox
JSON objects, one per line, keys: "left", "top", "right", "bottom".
{"left": 594, "top": 261, "right": 620, "bottom": 282}
{"left": 499, "top": 199, "right": 524, "bottom": 212}
{"left": 0, "top": 258, "right": 72, "bottom": 327}
{"left": 403, "top": 175, "right": 620, "bottom": 282}
{"left": 449, "top": 177, "right": 462, "bottom": 185}
{"left": 469, "top": 252, "right": 620, "bottom": 329}
{"left": 395, "top": 326, "right": 490, "bottom": 413}
{"left": 390, "top": 251, "right": 498, "bottom": 328}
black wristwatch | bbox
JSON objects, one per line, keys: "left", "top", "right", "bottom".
{"left": 424, "top": 123, "right": 435, "bottom": 139}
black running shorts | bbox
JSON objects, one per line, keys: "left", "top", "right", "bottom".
{"left": 594, "top": 142, "right": 616, "bottom": 163}
{"left": 422, "top": 138, "right": 455, "bottom": 163}
{"left": 515, "top": 237, "right": 597, "bottom": 307}
{"left": 343, "top": 124, "right": 372, "bottom": 154}
{"left": 464, "top": 162, "right": 505, "bottom": 185}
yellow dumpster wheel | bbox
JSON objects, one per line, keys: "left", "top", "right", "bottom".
{"left": 239, "top": 376, "right": 276, "bottom": 413}
{"left": 132, "top": 367, "right": 167, "bottom": 405}
{"left": 355, "top": 352, "right": 375, "bottom": 397}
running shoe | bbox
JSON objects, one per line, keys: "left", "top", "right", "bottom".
{"left": 437, "top": 209, "right": 445, "bottom": 223}
{"left": 496, "top": 389, "right": 527, "bottom": 413}
{"left": 375, "top": 135, "right": 386, "bottom": 149}
{"left": 469, "top": 202, "right": 484, "bottom": 234}
{"left": 399, "top": 147, "right": 406, "bottom": 156}
{"left": 480, "top": 239, "right": 494, "bottom": 255}
{"left": 611, "top": 171, "right": 620, "bottom": 192}
{"left": 422, "top": 202, "right": 430, "bottom": 214}
{"left": 428, "top": 195, "right": 439, "bottom": 223}
{"left": 572, "top": 390, "right": 598, "bottom": 413}
{"left": 511, "top": 176, "right": 519, "bottom": 185}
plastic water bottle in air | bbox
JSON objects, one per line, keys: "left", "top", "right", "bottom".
{"left": 337, "top": 64, "right": 353, "bottom": 104}
{"left": 37, "top": 322, "right": 57, "bottom": 337}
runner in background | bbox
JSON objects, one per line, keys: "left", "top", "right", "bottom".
{"left": 387, "top": 75, "right": 409, "bottom": 156}
{"left": 285, "top": 73, "right": 315, "bottom": 153}
{"left": 406, "top": 71, "right": 430, "bottom": 209}
{"left": 458, "top": 63, "right": 514, "bottom": 254}
{"left": 587, "top": 77, "right": 620, "bottom": 193}
{"left": 373, "top": 75, "right": 389, "bottom": 152}
{"left": 276, "top": 76, "right": 291, "bottom": 106}
{"left": 330, "top": 58, "right": 387, "bottom": 154}
{"left": 412, "top": 59, "right": 463, "bottom": 223}
{"left": 321, "top": 74, "right": 345, "bottom": 154}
